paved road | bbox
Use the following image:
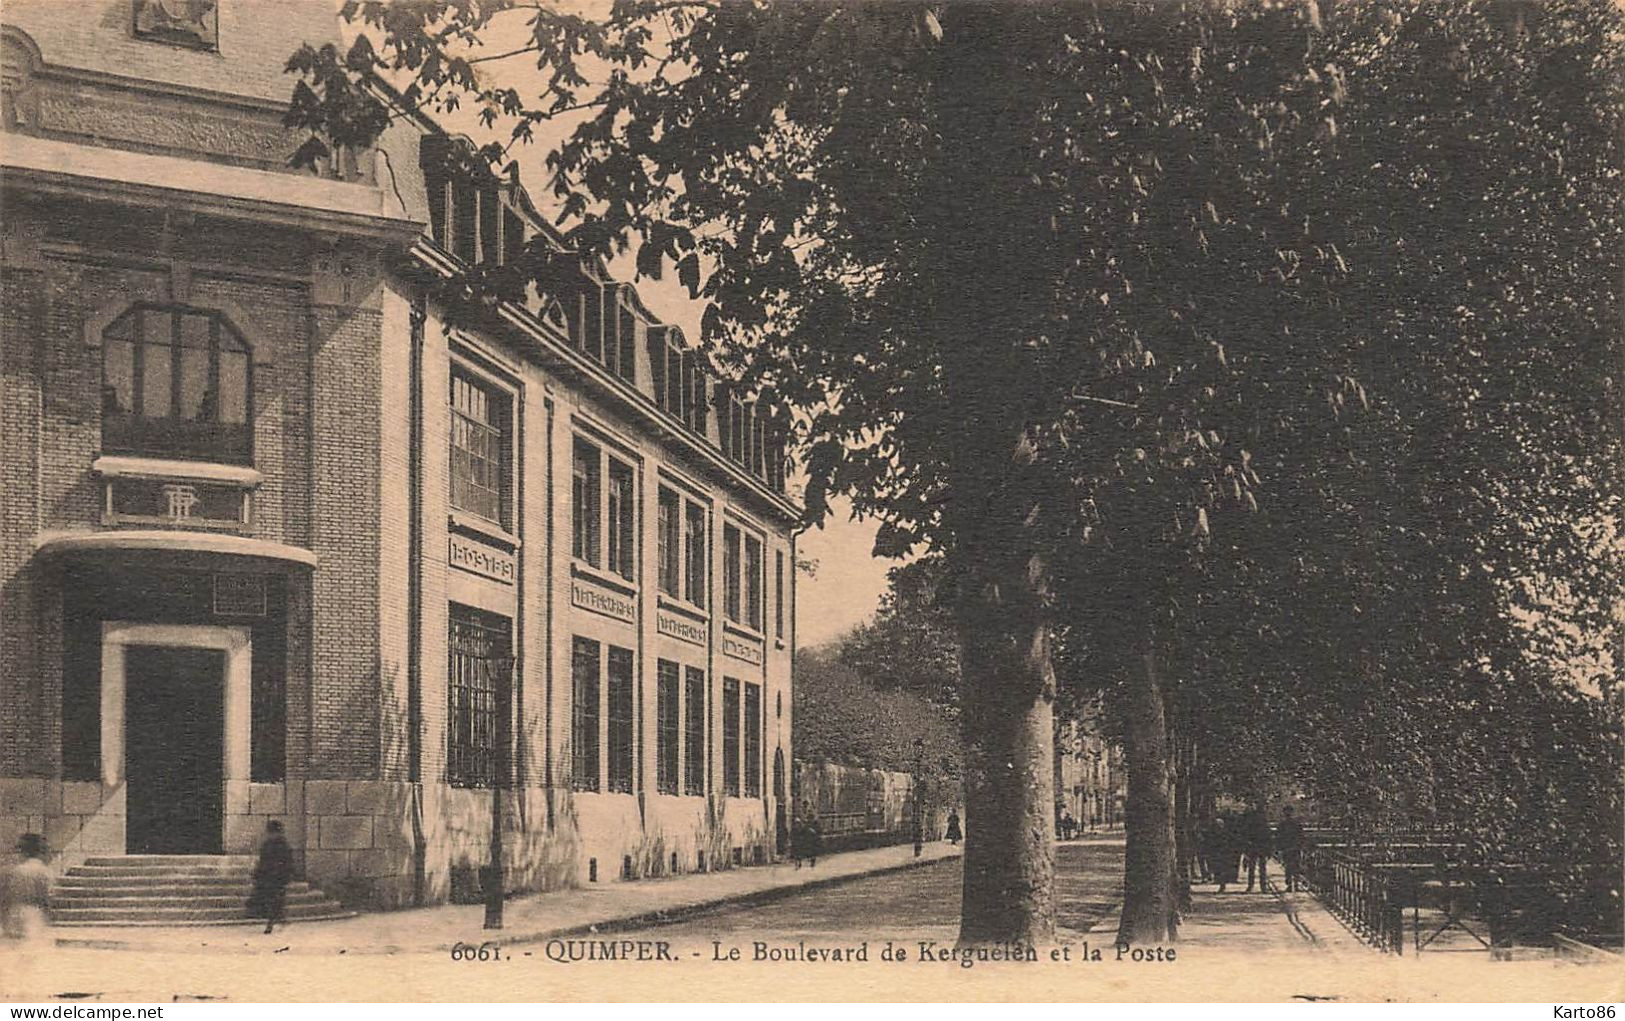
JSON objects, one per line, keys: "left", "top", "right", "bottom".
{"left": 638, "top": 837, "right": 1124, "bottom": 946}
{"left": 1, "top": 839, "right": 1126, "bottom": 1002}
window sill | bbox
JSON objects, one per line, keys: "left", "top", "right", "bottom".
{"left": 723, "top": 621, "right": 765, "bottom": 643}
{"left": 657, "top": 595, "right": 708, "bottom": 623}
{"left": 449, "top": 511, "right": 520, "bottom": 550}
{"left": 571, "top": 560, "right": 638, "bottom": 597}
{"left": 93, "top": 455, "right": 262, "bottom": 488}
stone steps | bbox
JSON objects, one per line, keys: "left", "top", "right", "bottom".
{"left": 51, "top": 855, "right": 352, "bottom": 927}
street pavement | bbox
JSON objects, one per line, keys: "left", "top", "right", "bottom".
{"left": 5, "top": 836, "right": 1617, "bottom": 1003}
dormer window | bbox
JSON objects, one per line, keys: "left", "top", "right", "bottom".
{"left": 102, "top": 303, "right": 252, "bottom": 464}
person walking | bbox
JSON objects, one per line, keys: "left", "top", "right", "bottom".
{"left": 2, "top": 833, "right": 52, "bottom": 941}
{"left": 246, "top": 820, "right": 294, "bottom": 934}
{"left": 944, "top": 808, "right": 963, "bottom": 846}
{"left": 1242, "top": 804, "right": 1272, "bottom": 893}
{"left": 1276, "top": 805, "right": 1305, "bottom": 893}
{"left": 792, "top": 803, "right": 822, "bottom": 869}
{"left": 1210, "top": 815, "right": 1241, "bottom": 893}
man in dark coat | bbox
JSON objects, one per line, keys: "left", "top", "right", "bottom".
{"left": 247, "top": 820, "right": 294, "bottom": 933}
{"left": 1242, "top": 805, "right": 1273, "bottom": 893}
{"left": 944, "top": 809, "right": 963, "bottom": 846}
{"left": 1276, "top": 805, "right": 1305, "bottom": 892}
{"left": 1210, "top": 815, "right": 1241, "bottom": 893}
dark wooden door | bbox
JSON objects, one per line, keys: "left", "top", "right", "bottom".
{"left": 125, "top": 645, "right": 225, "bottom": 854}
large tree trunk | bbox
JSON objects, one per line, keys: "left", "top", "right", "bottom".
{"left": 1172, "top": 732, "right": 1195, "bottom": 913}
{"left": 955, "top": 553, "right": 1057, "bottom": 948}
{"left": 1118, "top": 643, "right": 1180, "bottom": 946}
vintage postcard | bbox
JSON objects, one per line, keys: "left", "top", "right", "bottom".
{"left": 1, "top": 0, "right": 1620, "bottom": 1006}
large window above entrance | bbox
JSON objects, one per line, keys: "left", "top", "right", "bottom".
{"left": 102, "top": 304, "right": 252, "bottom": 464}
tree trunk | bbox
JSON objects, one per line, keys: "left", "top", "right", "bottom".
{"left": 1118, "top": 643, "right": 1180, "bottom": 946}
{"left": 1172, "top": 732, "right": 1195, "bottom": 913}
{"left": 955, "top": 554, "right": 1057, "bottom": 948}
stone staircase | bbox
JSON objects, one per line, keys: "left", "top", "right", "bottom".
{"left": 51, "top": 855, "right": 352, "bottom": 926}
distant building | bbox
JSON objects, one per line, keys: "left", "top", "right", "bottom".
{"left": 0, "top": 0, "right": 799, "bottom": 910}
{"left": 1054, "top": 720, "right": 1125, "bottom": 831}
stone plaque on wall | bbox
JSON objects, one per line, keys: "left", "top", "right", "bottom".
{"left": 722, "top": 633, "right": 763, "bottom": 666}
{"left": 656, "top": 609, "right": 707, "bottom": 647}
{"left": 571, "top": 577, "right": 635, "bottom": 624}
{"left": 448, "top": 534, "right": 516, "bottom": 585}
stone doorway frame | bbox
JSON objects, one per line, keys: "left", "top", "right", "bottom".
{"left": 100, "top": 622, "right": 252, "bottom": 848}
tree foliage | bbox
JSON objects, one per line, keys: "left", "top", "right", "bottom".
{"left": 284, "top": 0, "right": 1624, "bottom": 944}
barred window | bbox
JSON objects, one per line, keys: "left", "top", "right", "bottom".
{"left": 684, "top": 667, "right": 706, "bottom": 796}
{"left": 744, "top": 682, "right": 762, "bottom": 799}
{"left": 723, "top": 677, "right": 741, "bottom": 797}
{"left": 607, "top": 645, "right": 635, "bottom": 793}
{"left": 450, "top": 372, "right": 508, "bottom": 526}
{"left": 571, "top": 637, "right": 600, "bottom": 791}
{"left": 656, "top": 660, "right": 681, "bottom": 795}
{"left": 657, "top": 488, "right": 681, "bottom": 596}
{"left": 448, "top": 605, "right": 511, "bottom": 789}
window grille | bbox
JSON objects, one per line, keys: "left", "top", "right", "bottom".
{"left": 607, "top": 645, "right": 635, "bottom": 793}
{"left": 447, "top": 606, "right": 511, "bottom": 789}
{"left": 744, "top": 682, "right": 762, "bottom": 798}
{"left": 571, "top": 637, "right": 600, "bottom": 791}
{"left": 657, "top": 660, "right": 681, "bottom": 795}
{"left": 723, "top": 677, "right": 741, "bottom": 797}
{"left": 684, "top": 667, "right": 706, "bottom": 796}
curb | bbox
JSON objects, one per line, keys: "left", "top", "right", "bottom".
{"left": 53, "top": 848, "right": 963, "bottom": 957}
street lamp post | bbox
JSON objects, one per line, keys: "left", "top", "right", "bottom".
{"left": 912, "top": 737, "right": 925, "bottom": 858}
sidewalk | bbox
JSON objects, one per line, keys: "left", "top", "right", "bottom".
{"left": 1087, "top": 876, "right": 1374, "bottom": 956}
{"left": 51, "top": 840, "right": 963, "bottom": 956}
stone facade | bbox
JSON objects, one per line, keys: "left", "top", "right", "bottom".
{"left": 0, "top": 1, "right": 798, "bottom": 911}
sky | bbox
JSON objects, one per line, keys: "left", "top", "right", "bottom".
{"left": 365, "top": 7, "right": 897, "bottom": 649}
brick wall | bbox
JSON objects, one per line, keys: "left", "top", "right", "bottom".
{"left": 308, "top": 302, "right": 384, "bottom": 781}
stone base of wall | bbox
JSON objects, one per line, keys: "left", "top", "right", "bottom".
{"left": 3, "top": 773, "right": 781, "bottom": 911}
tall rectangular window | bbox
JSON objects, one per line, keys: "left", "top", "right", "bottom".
{"left": 607, "top": 645, "right": 635, "bottom": 793}
{"left": 450, "top": 371, "right": 507, "bottom": 526}
{"left": 448, "top": 605, "right": 511, "bottom": 789}
{"left": 745, "top": 535, "right": 764, "bottom": 632}
{"left": 657, "top": 488, "right": 681, "bottom": 596}
{"left": 572, "top": 439, "right": 600, "bottom": 567}
{"left": 571, "top": 637, "right": 600, "bottom": 791}
{"left": 684, "top": 502, "right": 707, "bottom": 607}
{"left": 775, "top": 550, "right": 785, "bottom": 639}
{"left": 656, "top": 660, "right": 680, "bottom": 795}
{"left": 744, "top": 682, "right": 762, "bottom": 798}
{"left": 607, "top": 459, "right": 636, "bottom": 581}
{"left": 724, "top": 524, "right": 742, "bottom": 624}
{"left": 683, "top": 667, "right": 706, "bottom": 796}
{"left": 773, "top": 549, "right": 786, "bottom": 637}
{"left": 722, "top": 677, "right": 741, "bottom": 797}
